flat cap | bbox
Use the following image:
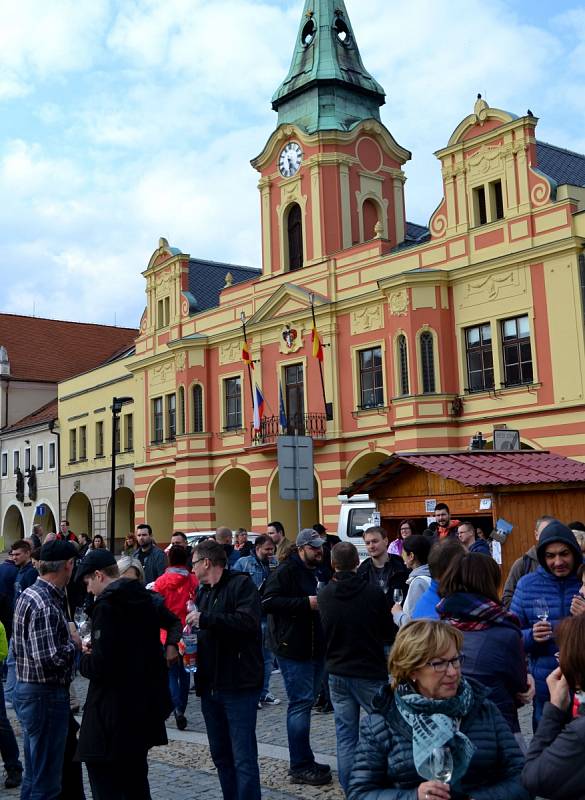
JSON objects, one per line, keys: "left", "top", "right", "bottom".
{"left": 76, "top": 549, "right": 117, "bottom": 580}
{"left": 39, "top": 540, "right": 77, "bottom": 562}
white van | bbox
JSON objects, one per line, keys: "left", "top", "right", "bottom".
{"left": 336, "top": 494, "right": 378, "bottom": 561}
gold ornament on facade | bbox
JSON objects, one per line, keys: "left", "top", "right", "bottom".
{"left": 219, "top": 341, "right": 241, "bottom": 366}
{"left": 389, "top": 290, "right": 409, "bottom": 316}
{"left": 351, "top": 304, "right": 383, "bottom": 334}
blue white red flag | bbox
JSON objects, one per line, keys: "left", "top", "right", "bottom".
{"left": 253, "top": 384, "right": 265, "bottom": 433}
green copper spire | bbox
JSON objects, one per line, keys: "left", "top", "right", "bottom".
{"left": 272, "top": 1, "right": 386, "bottom": 133}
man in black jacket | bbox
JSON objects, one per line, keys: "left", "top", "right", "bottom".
{"left": 357, "top": 526, "right": 408, "bottom": 607}
{"left": 75, "top": 549, "right": 172, "bottom": 800}
{"left": 318, "top": 542, "right": 395, "bottom": 793}
{"left": 186, "top": 539, "right": 263, "bottom": 800}
{"left": 262, "top": 528, "right": 332, "bottom": 787}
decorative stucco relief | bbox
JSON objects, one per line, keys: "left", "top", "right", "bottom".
{"left": 219, "top": 341, "right": 241, "bottom": 366}
{"left": 351, "top": 304, "right": 383, "bottom": 334}
{"left": 464, "top": 270, "right": 524, "bottom": 305}
{"left": 389, "top": 290, "right": 409, "bottom": 317}
{"left": 149, "top": 362, "right": 174, "bottom": 387}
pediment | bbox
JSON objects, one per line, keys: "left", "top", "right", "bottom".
{"left": 249, "top": 283, "right": 329, "bottom": 325}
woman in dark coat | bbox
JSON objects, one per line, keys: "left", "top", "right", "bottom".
{"left": 348, "top": 620, "right": 528, "bottom": 800}
{"left": 437, "top": 552, "right": 533, "bottom": 741}
{"left": 522, "top": 614, "right": 585, "bottom": 799}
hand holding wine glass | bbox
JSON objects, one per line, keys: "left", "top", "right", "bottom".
{"left": 533, "top": 598, "right": 552, "bottom": 641}
{"left": 431, "top": 746, "right": 453, "bottom": 784}
{"left": 393, "top": 588, "right": 404, "bottom": 605}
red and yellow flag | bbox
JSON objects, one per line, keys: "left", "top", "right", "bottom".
{"left": 242, "top": 341, "right": 254, "bottom": 369}
{"left": 311, "top": 323, "right": 323, "bottom": 362}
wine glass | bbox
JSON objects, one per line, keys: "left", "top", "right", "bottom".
{"left": 431, "top": 746, "right": 453, "bottom": 784}
{"left": 74, "top": 607, "right": 87, "bottom": 630}
{"left": 393, "top": 589, "right": 403, "bottom": 605}
{"left": 534, "top": 598, "right": 549, "bottom": 622}
{"left": 378, "top": 577, "right": 388, "bottom": 594}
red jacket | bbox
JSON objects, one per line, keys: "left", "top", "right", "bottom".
{"left": 153, "top": 568, "right": 199, "bottom": 644}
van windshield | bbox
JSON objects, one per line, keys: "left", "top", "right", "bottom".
{"left": 348, "top": 508, "right": 375, "bottom": 538}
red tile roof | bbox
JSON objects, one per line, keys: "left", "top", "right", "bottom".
{"left": 2, "top": 399, "right": 58, "bottom": 433}
{"left": 343, "top": 451, "right": 585, "bottom": 495}
{"left": 0, "top": 313, "right": 138, "bottom": 383}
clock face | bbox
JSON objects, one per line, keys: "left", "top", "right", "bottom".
{"left": 279, "top": 142, "right": 303, "bottom": 178}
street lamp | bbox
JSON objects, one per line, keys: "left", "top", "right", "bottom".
{"left": 109, "top": 396, "right": 133, "bottom": 553}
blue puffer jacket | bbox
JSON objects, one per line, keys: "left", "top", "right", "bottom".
{"left": 510, "top": 524, "right": 581, "bottom": 709}
{"left": 347, "top": 679, "right": 528, "bottom": 800}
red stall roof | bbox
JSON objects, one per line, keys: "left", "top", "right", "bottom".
{"left": 342, "top": 451, "right": 585, "bottom": 496}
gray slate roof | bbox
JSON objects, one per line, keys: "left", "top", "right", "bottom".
{"left": 187, "top": 259, "right": 260, "bottom": 314}
{"left": 536, "top": 140, "right": 585, "bottom": 188}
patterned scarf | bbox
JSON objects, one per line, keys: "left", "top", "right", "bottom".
{"left": 437, "top": 592, "right": 521, "bottom": 631}
{"left": 395, "top": 679, "right": 475, "bottom": 785}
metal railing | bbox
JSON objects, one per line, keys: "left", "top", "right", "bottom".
{"left": 251, "top": 413, "right": 327, "bottom": 446}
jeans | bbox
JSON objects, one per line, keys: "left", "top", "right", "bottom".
{"left": 4, "top": 639, "right": 16, "bottom": 704}
{"left": 86, "top": 753, "right": 150, "bottom": 800}
{"left": 200, "top": 688, "right": 261, "bottom": 800}
{"left": 14, "top": 682, "right": 70, "bottom": 800}
{"left": 0, "top": 675, "right": 21, "bottom": 773}
{"left": 329, "top": 674, "right": 386, "bottom": 793}
{"left": 168, "top": 658, "right": 190, "bottom": 715}
{"left": 278, "top": 656, "right": 324, "bottom": 772}
{"left": 261, "top": 620, "right": 273, "bottom": 699}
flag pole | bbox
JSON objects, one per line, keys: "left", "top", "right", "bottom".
{"left": 240, "top": 311, "right": 255, "bottom": 409}
{"left": 309, "top": 294, "right": 328, "bottom": 416}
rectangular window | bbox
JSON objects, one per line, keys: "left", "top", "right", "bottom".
{"left": 490, "top": 180, "right": 504, "bottom": 220}
{"left": 124, "top": 414, "right": 134, "bottom": 451}
{"left": 1, "top": 452, "right": 7, "bottom": 478}
{"left": 114, "top": 416, "right": 121, "bottom": 454}
{"left": 167, "top": 394, "right": 176, "bottom": 440}
{"left": 96, "top": 421, "right": 104, "bottom": 457}
{"left": 501, "top": 315, "right": 533, "bottom": 386}
{"left": 48, "top": 442, "right": 56, "bottom": 470}
{"left": 157, "top": 296, "right": 171, "bottom": 328}
{"left": 69, "top": 429, "right": 77, "bottom": 462}
{"left": 24, "top": 447, "right": 31, "bottom": 472}
{"left": 224, "top": 377, "right": 242, "bottom": 431}
{"left": 473, "top": 186, "right": 487, "bottom": 226}
{"left": 465, "top": 324, "right": 494, "bottom": 392}
{"left": 358, "top": 347, "right": 384, "bottom": 408}
{"left": 152, "top": 397, "right": 164, "bottom": 444}
{"left": 79, "top": 426, "right": 87, "bottom": 460}
{"left": 13, "top": 450, "right": 20, "bottom": 475}
{"left": 36, "top": 445, "right": 44, "bottom": 472}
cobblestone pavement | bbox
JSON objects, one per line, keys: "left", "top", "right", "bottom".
{"left": 4, "top": 672, "right": 534, "bottom": 799}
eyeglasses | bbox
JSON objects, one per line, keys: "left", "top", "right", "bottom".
{"left": 192, "top": 558, "right": 206, "bottom": 566}
{"left": 426, "top": 655, "right": 465, "bottom": 672}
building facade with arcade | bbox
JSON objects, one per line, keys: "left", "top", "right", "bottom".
{"left": 123, "top": 0, "right": 585, "bottom": 538}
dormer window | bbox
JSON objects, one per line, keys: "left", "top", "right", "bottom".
{"left": 157, "top": 297, "right": 170, "bottom": 329}
{"left": 473, "top": 179, "right": 504, "bottom": 226}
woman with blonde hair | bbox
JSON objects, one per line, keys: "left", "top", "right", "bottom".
{"left": 348, "top": 620, "right": 528, "bottom": 800}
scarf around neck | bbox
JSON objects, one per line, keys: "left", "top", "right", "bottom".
{"left": 395, "top": 678, "right": 475, "bottom": 785}
{"left": 437, "top": 592, "right": 521, "bottom": 631}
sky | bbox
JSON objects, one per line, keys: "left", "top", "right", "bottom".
{"left": 1, "top": 0, "right": 585, "bottom": 328}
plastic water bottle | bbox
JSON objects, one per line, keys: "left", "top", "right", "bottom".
{"left": 182, "top": 601, "right": 198, "bottom": 673}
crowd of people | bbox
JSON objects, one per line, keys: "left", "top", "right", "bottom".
{"left": 1, "top": 506, "right": 585, "bottom": 799}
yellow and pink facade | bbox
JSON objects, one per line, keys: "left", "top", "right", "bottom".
{"left": 122, "top": 1, "right": 585, "bottom": 538}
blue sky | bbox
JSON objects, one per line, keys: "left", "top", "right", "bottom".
{"left": 2, "top": 0, "right": 585, "bottom": 328}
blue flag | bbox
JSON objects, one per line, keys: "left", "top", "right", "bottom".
{"left": 279, "top": 381, "right": 288, "bottom": 430}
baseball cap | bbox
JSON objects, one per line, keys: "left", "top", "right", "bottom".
{"left": 296, "top": 528, "right": 325, "bottom": 548}
{"left": 76, "top": 549, "right": 117, "bottom": 580}
{"left": 39, "top": 540, "right": 78, "bottom": 562}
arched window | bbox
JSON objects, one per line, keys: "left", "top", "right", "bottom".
{"left": 287, "top": 204, "right": 303, "bottom": 271}
{"left": 192, "top": 385, "right": 204, "bottom": 433}
{"left": 362, "top": 199, "right": 379, "bottom": 241}
{"left": 397, "top": 335, "right": 409, "bottom": 396}
{"left": 177, "top": 386, "right": 185, "bottom": 435}
{"left": 420, "top": 332, "right": 436, "bottom": 393}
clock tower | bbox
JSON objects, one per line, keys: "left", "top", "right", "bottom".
{"left": 252, "top": 0, "right": 411, "bottom": 277}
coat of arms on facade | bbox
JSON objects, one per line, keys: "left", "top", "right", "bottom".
{"left": 280, "top": 324, "right": 302, "bottom": 354}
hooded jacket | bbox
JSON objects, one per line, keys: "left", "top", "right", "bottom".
{"left": 318, "top": 571, "right": 396, "bottom": 680}
{"left": 153, "top": 567, "right": 199, "bottom": 643}
{"left": 347, "top": 680, "right": 529, "bottom": 800}
{"left": 510, "top": 523, "right": 582, "bottom": 707}
{"left": 77, "top": 579, "right": 172, "bottom": 762}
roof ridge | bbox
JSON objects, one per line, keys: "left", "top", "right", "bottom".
{"left": 536, "top": 140, "right": 585, "bottom": 160}
{"left": 0, "top": 312, "right": 138, "bottom": 332}
{"left": 188, "top": 258, "right": 260, "bottom": 272}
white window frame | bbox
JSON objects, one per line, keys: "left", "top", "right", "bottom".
{"left": 48, "top": 442, "right": 56, "bottom": 471}
{"left": 1, "top": 451, "right": 7, "bottom": 478}
{"left": 24, "top": 446, "right": 31, "bottom": 472}
{"left": 36, "top": 444, "right": 44, "bottom": 472}
{"left": 12, "top": 450, "right": 20, "bottom": 475}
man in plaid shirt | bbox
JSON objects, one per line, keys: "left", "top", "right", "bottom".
{"left": 12, "top": 539, "right": 80, "bottom": 799}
